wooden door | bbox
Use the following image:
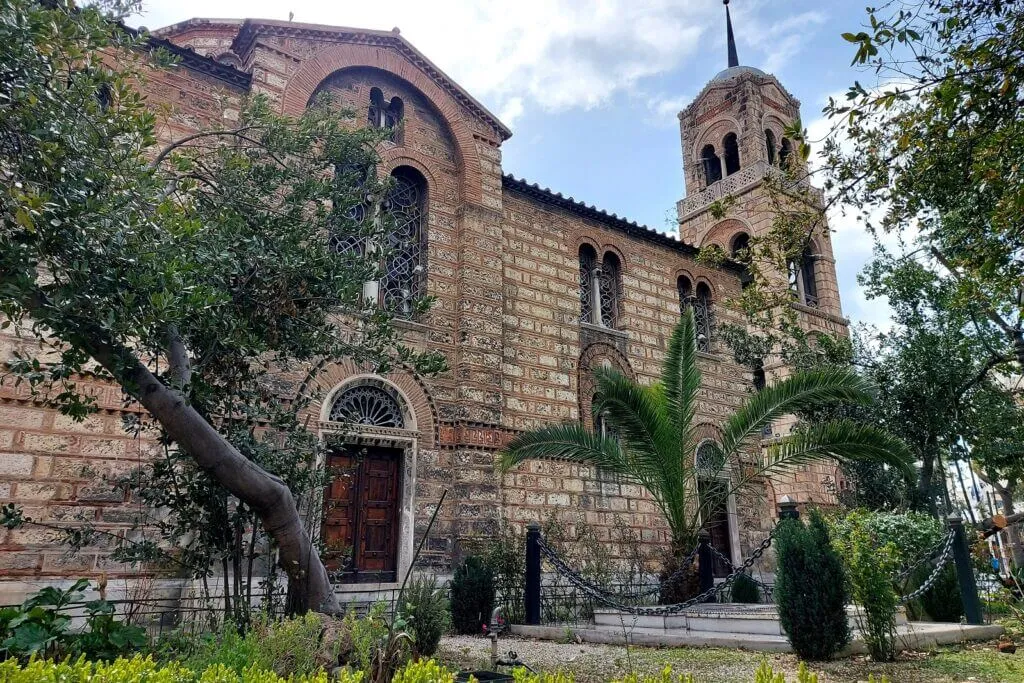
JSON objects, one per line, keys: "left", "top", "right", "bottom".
{"left": 322, "top": 446, "right": 402, "bottom": 583}
{"left": 699, "top": 479, "right": 733, "bottom": 578}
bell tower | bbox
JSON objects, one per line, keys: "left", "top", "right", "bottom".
{"left": 676, "top": 0, "right": 843, "bottom": 321}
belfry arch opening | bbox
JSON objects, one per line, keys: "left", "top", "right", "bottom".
{"left": 723, "top": 132, "right": 740, "bottom": 176}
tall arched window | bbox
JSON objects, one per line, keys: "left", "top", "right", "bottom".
{"left": 723, "top": 132, "right": 740, "bottom": 176}
{"left": 694, "top": 283, "right": 713, "bottom": 353}
{"left": 677, "top": 275, "right": 693, "bottom": 316}
{"left": 701, "top": 144, "right": 722, "bottom": 186}
{"left": 382, "top": 167, "right": 427, "bottom": 317}
{"left": 599, "top": 252, "right": 622, "bottom": 328}
{"left": 579, "top": 245, "right": 598, "bottom": 324}
{"left": 764, "top": 129, "right": 777, "bottom": 165}
{"left": 730, "top": 233, "right": 753, "bottom": 290}
{"left": 800, "top": 247, "right": 818, "bottom": 307}
{"left": 779, "top": 137, "right": 793, "bottom": 168}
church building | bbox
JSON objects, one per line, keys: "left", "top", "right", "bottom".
{"left": 0, "top": 4, "right": 848, "bottom": 598}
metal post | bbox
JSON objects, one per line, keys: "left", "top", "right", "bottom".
{"left": 697, "top": 529, "right": 714, "bottom": 601}
{"left": 778, "top": 494, "right": 800, "bottom": 521}
{"left": 948, "top": 515, "right": 983, "bottom": 625}
{"left": 525, "top": 522, "right": 541, "bottom": 625}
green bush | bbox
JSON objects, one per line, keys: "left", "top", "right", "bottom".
{"left": 832, "top": 509, "right": 900, "bottom": 662}
{"left": 339, "top": 602, "right": 390, "bottom": 672}
{"left": 917, "top": 564, "right": 964, "bottom": 622}
{"left": 0, "top": 654, "right": 339, "bottom": 682}
{"left": 399, "top": 575, "right": 451, "bottom": 657}
{"left": 450, "top": 556, "right": 494, "bottom": 635}
{"left": 774, "top": 511, "right": 851, "bottom": 660}
{"left": 729, "top": 572, "right": 760, "bottom": 604}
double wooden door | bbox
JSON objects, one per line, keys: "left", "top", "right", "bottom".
{"left": 699, "top": 479, "right": 733, "bottom": 578}
{"left": 321, "top": 446, "right": 402, "bottom": 583}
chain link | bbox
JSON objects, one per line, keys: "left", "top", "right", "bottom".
{"left": 708, "top": 545, "right": 774, "bottom": 600}
{"left": 537, "top": 528, "right": 775, "bottom": 616}
{"left": 895, "top": 532, "right": 953, "bottom": 585}
{"left": 896, "top": 529, "right": 956, "bottom": 604}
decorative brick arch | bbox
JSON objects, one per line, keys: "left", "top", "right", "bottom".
{"left": 578, "top": 342, "right": 635, "bottom": 430}
{"left": 379, "top": 149, "right": 440, "bottom": 195}
{"left": 599, "top": 244, "right": 626, "bottom": 271}
{"left": 700, "top": 218, "right": 752, "bottom": 251}
{"left": 296, "top": 358, "right": 437, "bottom": 449}
{"left": 692, "top": 117, "right": 742, "bottom": 163}
{"left": 280, "top": 44, "right": 485, "bottom": 207}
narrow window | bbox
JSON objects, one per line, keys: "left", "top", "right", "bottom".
{"left": 765, "top": 129, "right": 777, "bottom": 165}
{"left": 387, "top": 96, "right": 404, "bottom": 144}
{"left": 723, "top": 132, "right": 740, "bottom": 176}
{"left": 694, "top": 283, "right": 713, "bottom": 353}
{"left": 579, "top": 245, "right": 598, "bottom": 325}
{"left": 701, "top": 144, "right": 722, "bottom": 186}
{"left": 779, "top": 137, "right": 793, "bottom": 168}
{"left": 381, "top": 167, "right": 427, "bottom": 318}
{"left": 730, "top": 233, "right": 753, "bottom": 290}
{"left": 368, "top": 88, "right": 404, "bottom": 142}
{"left": 800, "top": 247, "right": 818, "bottom": 307}
{"left": 677, "top": 275, "right": 693, "bottom": 316}
{"left": 599, "top": 252, "right": 622, "bottom": 328}
{"left": 368, "top": 87, "right": 386, "bottom": 128}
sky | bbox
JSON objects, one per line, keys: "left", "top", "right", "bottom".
{"left": 128, "top": 0, "right": 889, "bottom": 328}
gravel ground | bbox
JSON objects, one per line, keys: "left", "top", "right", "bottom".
{"left": 435, "top": 635, "right": 1023, "bottom": 683}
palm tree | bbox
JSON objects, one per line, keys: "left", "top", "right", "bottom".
{"left": 500, "top": 309, "right": 912, "bottom": 556}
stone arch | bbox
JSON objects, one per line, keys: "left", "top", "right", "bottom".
{"left": 296, "top": 358, "right": 437, "bottom": 449}
{"left": 700, "top": 217, "right": 753, "bottom": 251}
{"left": 599, "top": 244, "right": 627, "bottom": 270}
{"left": 575, "top": 235, "right": 601, "bottom": 254}
{"left": 578, "top": 342, "right": 635, "bottom": 431}
{"left": 280, "top": 44, "right": 485, "bottom": 206}
{"left": 379, "top": 149, "right": 441, "bottom": 197}
{"left": 691, "top": 117, "right": 742, "bottom": 164}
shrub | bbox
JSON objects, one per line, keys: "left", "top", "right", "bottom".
{"left": 729, "top": 572, "right": 760, "bottom": 604}
{"left": 399, "top": 575, "right": 451, "bottom": 657}
{"left": 0, "top": 654, "right": 333, "bottom": 683}
{"left": 917, "top": 564, "right": 964, "bottom": 622}
{"left": 339, "top": 602, "right": 390, "bottom": 671}
{"left": 392, "top": 657, "right": 458, "bottom": 683}
{"left": 832, "top": 509, "right": 900, "bottom": 662}
{"left": 774, "top": 511, "right": 851, "bottom": 660}
{"left": 450, "top": 556, "right": 494, "bottom": 635}
{"left": 484, "top": 524, "right": 526, "bottom": 624}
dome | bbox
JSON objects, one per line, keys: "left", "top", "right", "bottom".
{"left": 711, "top": 65, "right": 767, "bottom": 82}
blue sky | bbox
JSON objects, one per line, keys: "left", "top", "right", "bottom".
{"left": 131, "top": 0, "right": 886, "bottom": 327}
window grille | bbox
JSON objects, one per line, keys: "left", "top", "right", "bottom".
{"left": 328, "top": 385, "right": 405, "bottom": 428}
{"left": 677, "top": 276, "right": 693, "bottom": 316}
{"left": 579, "top": 247, "right": 597, "bottom": 324}
{"left": 695, "top": 441, "right": 724, "bottom": 479}
{"left": 381, "top": 169, "right": 426, "bottom": 317}
{"left": 599, "top": 255, "right": 621, "bottom": 328}
{"left": 694, "top": 284, "right": 713, "bottom": 353}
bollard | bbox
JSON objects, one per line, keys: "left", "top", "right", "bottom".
{"left": 525, "top": 521, "right": 541, "bottom": 625}
{"left": 778, "top": 494, "right": 800, "bottom": 521}
{"left": 948, "top": 515, "right": 983, "bottom": 625}
{"left": 697, "top": 529, "right": 715, "bottom": 601}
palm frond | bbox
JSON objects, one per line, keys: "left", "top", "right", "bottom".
{"left": 661, "top": 309, "right": 701, "bottom": 446}
{"left": 498, "top": 422, "right": 632, "bottom": 477}
{"left": 719, "top": 368, "right": 876, "bottom": 457}
{"left": 736, "top": 419, "right": 914, "bottom": 493}
{"left": 592, "top": 366, "right": 675, "bottom": 478}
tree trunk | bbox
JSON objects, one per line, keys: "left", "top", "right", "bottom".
{"left": 917, "top": 444, "right": 939, "bottom": 517}
{"left": 997, "top": 484, "right": 1024, "bottom": 568}
{"left": 88, "top": 339, "right": 340, "bottom": 614}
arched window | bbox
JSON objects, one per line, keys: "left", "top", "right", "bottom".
{"left": 787, "top": 246, "right": 819, "bottom": 308}
{"left": 701, "top": 144, "right": 722, "bottom": 186}
{"left": 599, "top": 252, "right": 622, "bottom": 328}
{"left": 723, "top": 132, "right": 740, "bottom": 176}
{"left": 677, "top": 275, "right": 693, "bottom": 316}
{"left": 695, "top": 441, "right": 724, "bottom": 478}
{"left": 579, "top": 245, "right": 598, "bottom": 324}
{"left": 328, "top": 384, "right": 405, "bottom": 428}
{"left": 779, "top": 137, "right": 793, "bottom": 168}
{"left": 752, "top": 360, "right": 766, "bottom": 392}
{"left": 381, "top": 167, "right": 427, "bottom": 317}
{"left": 765, "top": 129, "right": 777, "bottom": 165}
{"left": 730, "top": 233, "right": 753, "bottom": 290}
{"left": 694, "top": 283, "right": 713, "bottom": 353}
{"left": 368, "top": 88, "right": 404, "bottom": 140}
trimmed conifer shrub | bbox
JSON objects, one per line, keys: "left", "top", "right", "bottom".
{"left": 774, "top": 510, "right": 851, "bottom": 660}
{"left": 730, "top": 572, "right": 761, "bottom": 604}
{"left": 449, "top": 556, "right": 495, "bottom": 634}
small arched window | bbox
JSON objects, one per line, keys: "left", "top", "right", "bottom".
{"left": 599, "top": 252, "right": 622, "bottom": 329}
{"left": 579, "top": 245, "right": 598, "bottom": 325}
{"left": 701, "top": 144, "right": 722, "bottom": 186}
{"left": 695, "top": 441, "right": 725, "bottom": 478}
{"left": 779, "top": 137, "right": 793, "bottom": 168}
{"left": 765, "top": 129, "right": 777, "bottom": 165}
{"left": 381, "top": 167, "right": 427, "bottom": 317}
{"left": 677, "top": 275, "right": 693, "bottom": 316}
{"left": 694, "top": 283, "right": 713, "bottom": 353}
{"left": 730, "top": 233, "right": 753, "bottom": 290}
{"left": 723, "top": 133, "right": 740, "bottom": 176}
{"left": 368, "top": 88, "right": 404, "bottom": 141}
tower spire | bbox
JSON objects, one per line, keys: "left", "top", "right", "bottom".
{"left": 724, "top": 0, "right": 739, "bottom": 68}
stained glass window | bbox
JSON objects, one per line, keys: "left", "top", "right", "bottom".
{"left": 328, "top": 385, "right": 405, "bottom": 428}
{"left": 579, "top": 245, "right": 597, "bottom": 324}
{"left": 694, "top": 283, "right": 713, "bottom": 353}
{"left": 599, "top": 253, "right": 621, "bottom": 328}
{"left": 381, "top": 168, "right": 426, "bottom": 318}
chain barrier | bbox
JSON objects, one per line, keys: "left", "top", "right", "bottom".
{"left": 895, "top": 532, "right": 953, "bottom": 585}
{"left": 537, "top": 528, "right": 775, "bottom": 616}
{"left": 708, "top": 545, "right": 774, "bottom": 600}
{"left": 896, "top": 529, "right": 956, "bottom": 604}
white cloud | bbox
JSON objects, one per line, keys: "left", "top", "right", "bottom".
{"left": 758, "top": 11, "right": 828, "bottom": 74}
{"left": 645, "top": 93, "right": 689, "bottom": 127}
{"left": 498, "top": 97, "right": 525, "bottom": 128}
